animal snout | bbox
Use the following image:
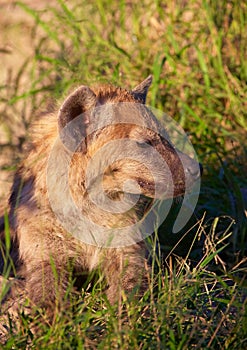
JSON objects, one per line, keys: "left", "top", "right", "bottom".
{"left": 185, "top": 162, "right": 203, "bottom": 179}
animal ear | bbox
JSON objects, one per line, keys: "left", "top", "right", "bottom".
{"left": 131, "top": 75, "right": 153, "bottom": 103}
{"left": 58, "top": 86, "right": 97, "bottom": 130}
{"left": 58, "top": 86, "right": 97, "bottom": 152}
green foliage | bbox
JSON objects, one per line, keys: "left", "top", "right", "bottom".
{"left": 0, "top": 0, "right": 246, "bottom": 348}
{"left": 1, "top": 226, "right": 246, "bottom": 348}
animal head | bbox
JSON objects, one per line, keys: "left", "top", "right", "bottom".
{"left": 58, "top": 76, "right": 201, "bottom": 203}
{"left": 45, "top": 76, "right": 203, "bottom": 245}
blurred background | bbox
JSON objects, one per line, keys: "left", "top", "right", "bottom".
{"left": 0, "top": 0, "right": 246, "bottom": 259}
{"left": 0, "top": 1, "right": 246, "bottom": 347}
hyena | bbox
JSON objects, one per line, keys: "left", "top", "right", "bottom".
{"left": 0, "top": 76, "right": 201, "bottom": 317}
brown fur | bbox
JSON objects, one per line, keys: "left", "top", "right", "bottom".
{"left": 0, "top": 76, "right": 200, "bottom": 319}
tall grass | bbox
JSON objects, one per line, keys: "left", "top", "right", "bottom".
{"left": 0, "top": 0, "right": 246, "bottom": 348}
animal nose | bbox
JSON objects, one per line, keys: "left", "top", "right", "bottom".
{"left": 185, "top": 163, "right": 203, "bottom": 179}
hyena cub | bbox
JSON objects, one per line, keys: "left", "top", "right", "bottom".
{"left": 0, "top": 76, "right": 201, "bottom": 316}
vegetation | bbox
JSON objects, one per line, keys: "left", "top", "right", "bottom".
{"left": 0, "top": 0, "right": 246, "bottom": 348}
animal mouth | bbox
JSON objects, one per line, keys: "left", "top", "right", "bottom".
{"left": 137, "top": 179, "right": 188, "bottom": 199}
{"left": 137, "top": 178, "right": 156, "bottom": 195}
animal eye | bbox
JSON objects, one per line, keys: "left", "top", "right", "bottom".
{"left": 137, "top": 140, "right": 152, "bottom": 148}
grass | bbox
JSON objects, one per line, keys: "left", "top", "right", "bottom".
{"left": 0, "top": 0, "right": 246, "bottom": 348}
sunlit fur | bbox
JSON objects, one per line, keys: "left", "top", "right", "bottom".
{"left": 0, "top": 77, "right": 200, "bottom": 318}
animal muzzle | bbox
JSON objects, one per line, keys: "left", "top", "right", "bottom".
{"left": 174, "top": 151, "right": 202, "bottom": 196}
{"left": 155, "top": 152, "right": 202, "bottom": 199}
{"left": 184, "top": 160, "right": 203, "bottom": 180}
